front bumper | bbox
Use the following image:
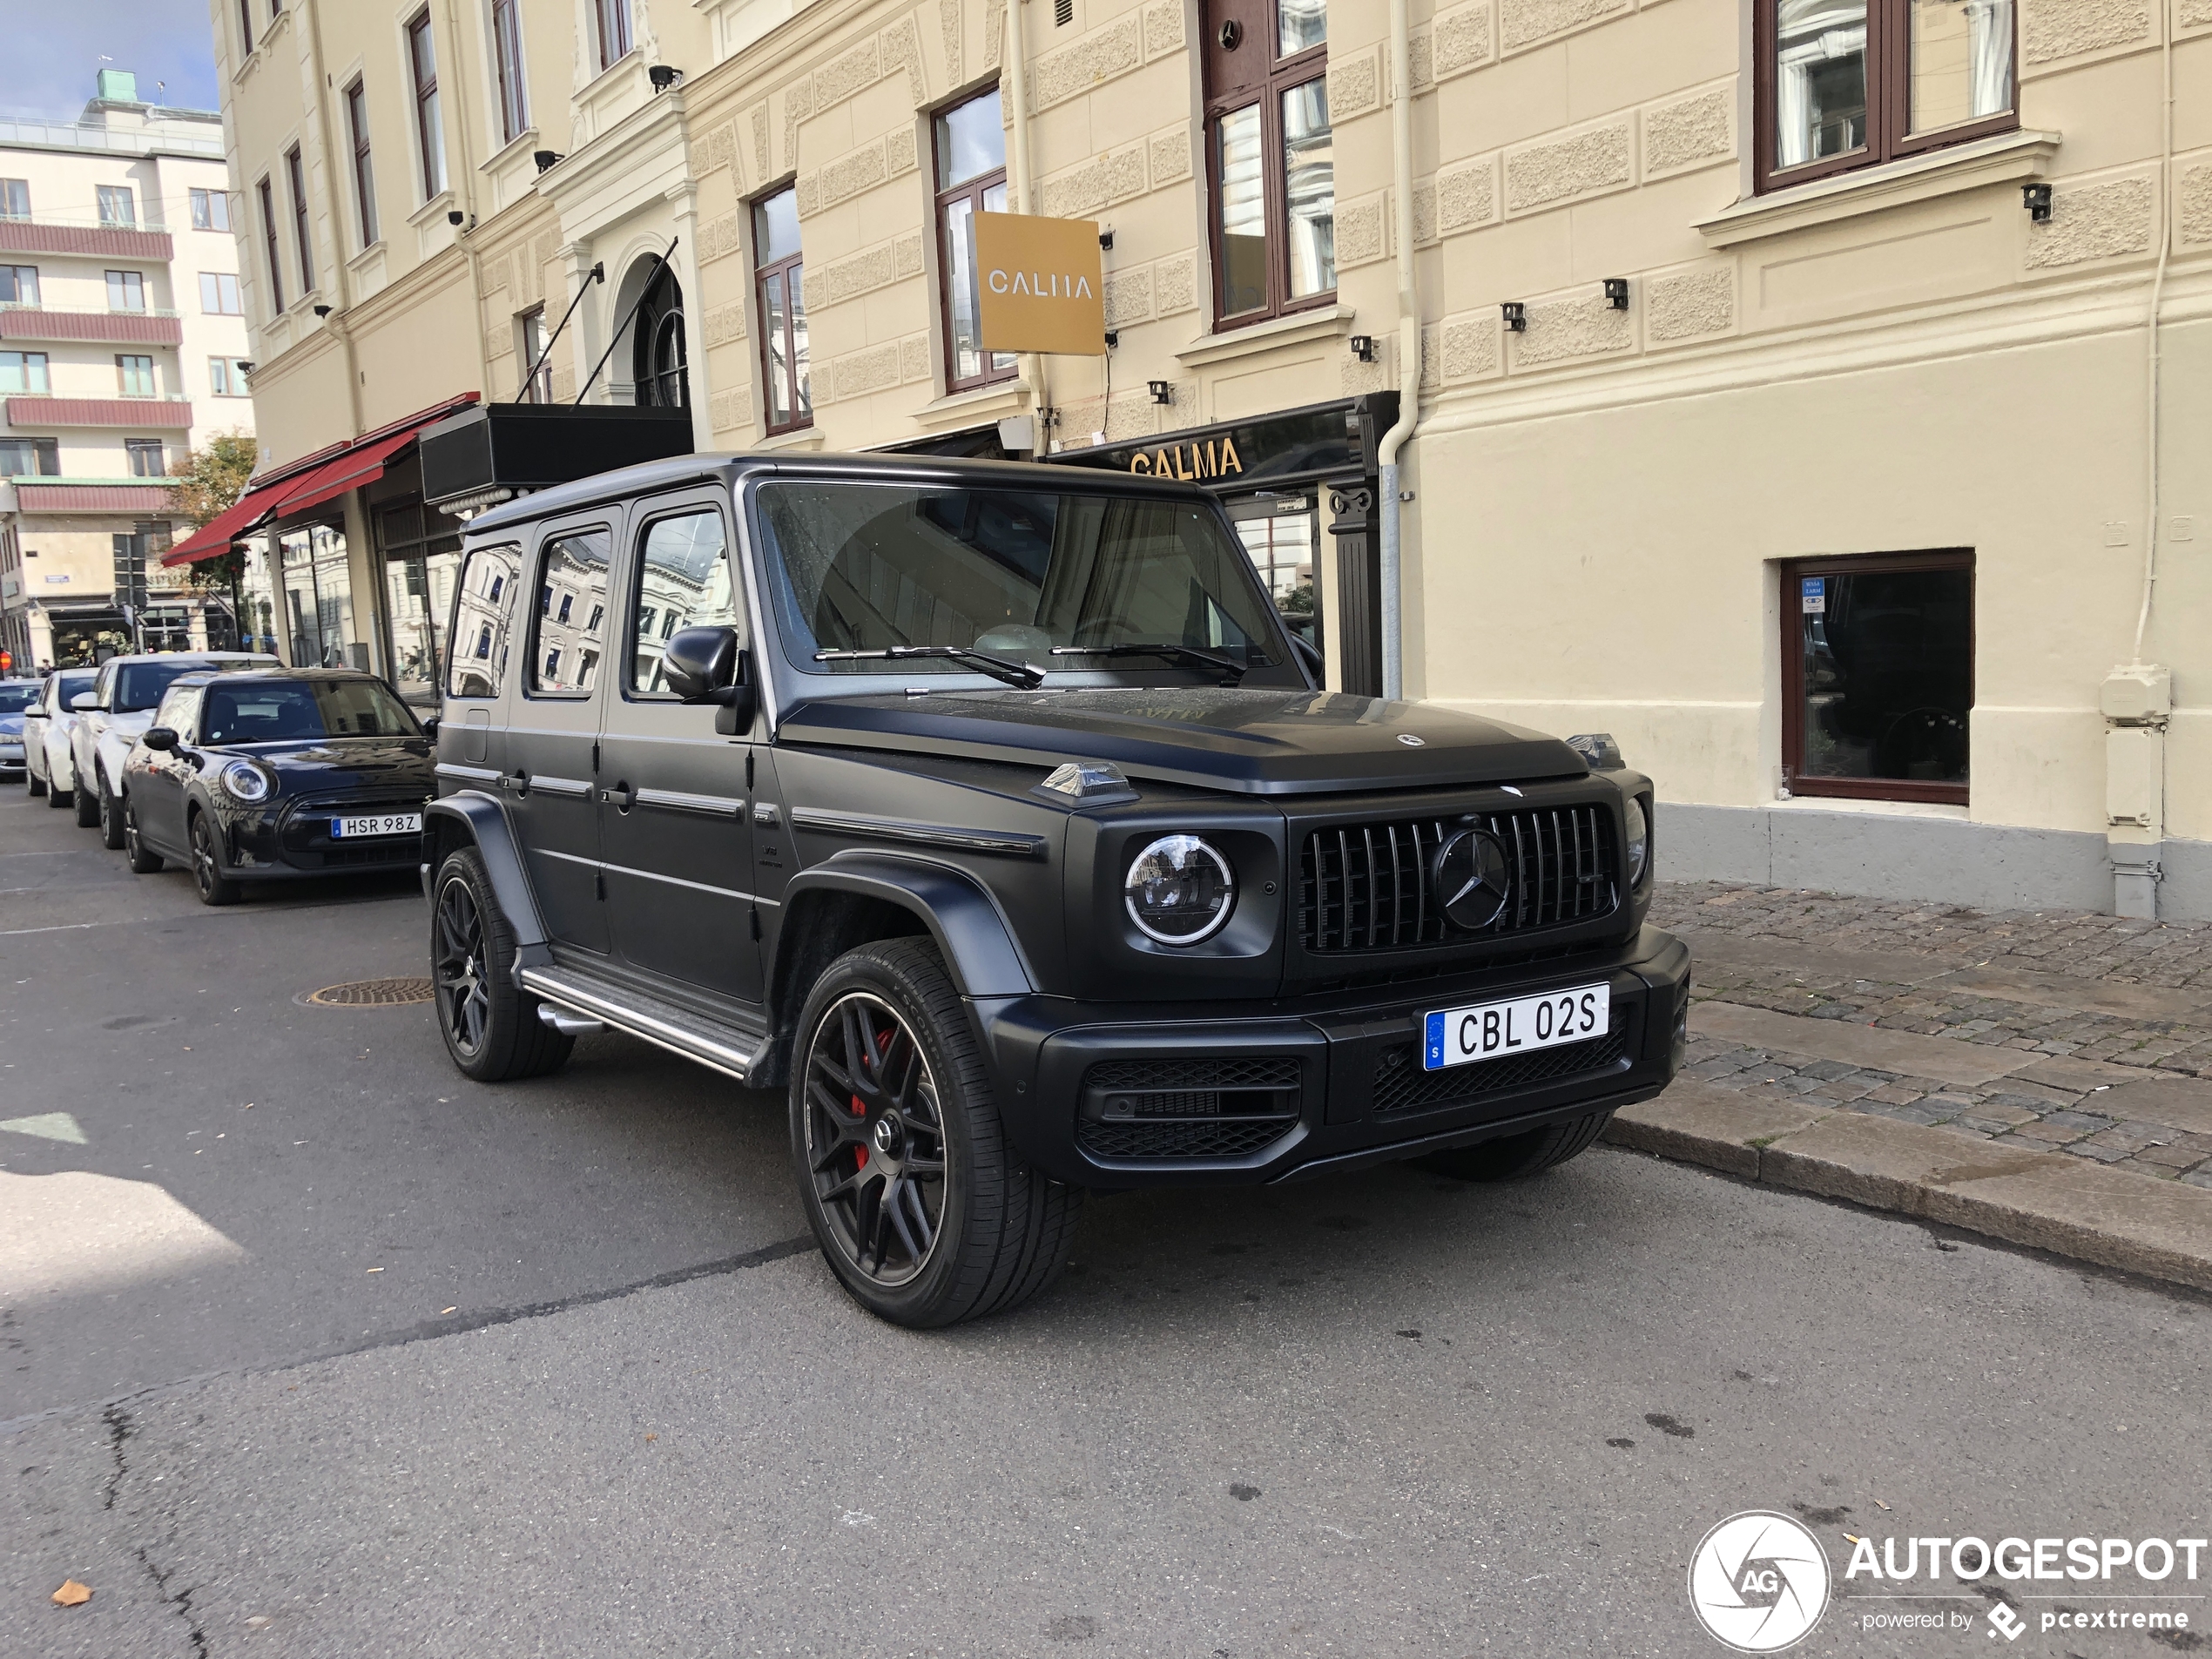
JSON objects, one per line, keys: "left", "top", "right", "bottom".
{"left": 979, "top": 927, "right": 1691, "bottom": 1189}
{"left": 219, "top": 792, "right": 428, "bottom": 880}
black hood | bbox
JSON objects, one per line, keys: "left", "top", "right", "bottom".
{"left": 777, "top": 688, "right": 1588, "bottom": 796}
{"left": 228, "top": 736, "right": 435, "bottom": 793}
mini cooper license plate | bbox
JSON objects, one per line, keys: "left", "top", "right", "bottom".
{"left": 1422, "top": 983, "right": 1610, "bottom": 1071}
{"left": 332, "top": 812, "right": 422, "bottom": 839}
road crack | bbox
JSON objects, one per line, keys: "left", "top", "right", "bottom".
{"left": 105, "top": 1405, "right": 210, "bottom": 1656}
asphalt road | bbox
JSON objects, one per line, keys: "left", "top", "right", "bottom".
{"left": 3, "top": 784, "right": 2208, "bottom": 1657}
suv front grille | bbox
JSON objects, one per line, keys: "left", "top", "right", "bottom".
{"left": 1076, "top": 1056, "right": 1301, "bottom": 1159}
{"left": 1298, "top": 804, "right": 1617, "bottom": 953}
{"left": 1076, "top": 1119, "right": 1295, "bottom": 1160}
{"left": 1370, "top": 1019, "right": 1631, "bottom": 1117}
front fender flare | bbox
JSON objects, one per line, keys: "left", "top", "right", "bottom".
{"left": 425, "top": 792, "right": 552, "bottom": 968}
{"left": 779, "top": 850, "right": 1036, "bottom": 999}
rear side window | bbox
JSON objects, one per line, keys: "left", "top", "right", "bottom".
{"left": 152, "top": 684, "right": 199, "bottom": 735}
{"left": 629, "top": 509, "right": 741, "bottom": 694}
{"left": 448, "top": 542, "right": 521, "bottom": 698}
{"left": 530, "top": 528, "right": 612, "bottom": 695}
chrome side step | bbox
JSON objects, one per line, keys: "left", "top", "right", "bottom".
{"left": 518, "top": 965, "right": 763, "bottom": 1081}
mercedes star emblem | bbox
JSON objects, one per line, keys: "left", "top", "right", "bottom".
{"left": 1432, "top": 828, "right": 1513, "bottom": 930}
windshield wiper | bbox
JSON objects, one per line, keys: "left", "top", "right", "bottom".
{"left": 1049, "top": 644, "right": 1249, "bottom": 685}
{"left": 813, "top": 645, "right": 1046, "bottom": 690}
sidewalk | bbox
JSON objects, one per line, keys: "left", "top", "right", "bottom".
{"left": 1608, "top": 882, "right": 2212, "bottom": 1290}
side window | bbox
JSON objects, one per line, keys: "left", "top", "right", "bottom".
{"left": 530, "top": 528, "right": 611, "bottom": 695}
{"left": 629, "top": 509, "right": 740, "bottom": 695}
{"left": 447, "top": 541, "right": 520, "bottom": 698}
{"left": 152, "top": 685, "right": 197, "bottom": 737}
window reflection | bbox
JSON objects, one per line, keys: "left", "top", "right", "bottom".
{"left": 630, "top": 512, "right": 738, "bottom": 693}
{"left": 1216, "top": 105, "right": 1267, "bottom": 316}
{"left": 1774, "top": 0, "right": 1868, "bottom": 167}
{"left": 1282, "top": 81, "right": 1333, "bottom": 299}
{"left": 1909, "top": 0, "right": 2013, "bottom": 133}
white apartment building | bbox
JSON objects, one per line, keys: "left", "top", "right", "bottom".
{"left": 0, "top": 70, "right": 255, "bottom": 669}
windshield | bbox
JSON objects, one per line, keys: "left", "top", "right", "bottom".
{"left": 115, "top": 659, "right": 261, "bottom": 712}
{"left": 55, "top": 672, "right": 94, "bottom": 706}
{"left": 0, "top": 685, "right": 36, "bottom": 713}
{"left": 754, "top": 482, "right": 1298, "bottom": 682}
{"left": 201, "top": 680, "right": 420, "bottom": 745}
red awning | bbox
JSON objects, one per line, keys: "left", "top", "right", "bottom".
{"left": 161, "top": 392, "right": 480, "bottom": 566}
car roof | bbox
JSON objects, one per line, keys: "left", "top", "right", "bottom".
{"left": 466, "top": 448, "right": 1212, "bottom": 536}
{"left": 102, "top": 652, "right": 277, "bottom": 667}
{"left": 166, "top": 666, "right": 381, "bottom": 688}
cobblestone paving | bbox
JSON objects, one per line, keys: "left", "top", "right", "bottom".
{"left": 1649, "top": 882, "right": 2212, "bottom": 1189}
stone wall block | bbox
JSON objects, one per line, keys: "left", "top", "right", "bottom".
{"left": 1437, "top": 155, "right": 1499, "bottom": 232}
{"left": 899, "top": 334, "right": 931, "bottom": 384}
{"left": 550, "top": 363, "right": 576, "bottom": 402}
{"left": 2022, "top": 0, "right": 2154, "bottom": 63}
{"left": 2182, "top": 161, "right": 2212, "bottom": 245}
{"left": 1032, "top": 16, "right": 1143, "bottom": 111}
{"left": 781, "top": 78, "right": 815, "bottom": 172}
{"left": 1642, "top": 85, "right": 1733, "bottom": 179}
{"left": 1150, "top": 126, "right": 1193, "bottom": 185}
{"left": 1104, "top": 391, "right": 1156, "bottom": 442}
{"left": 1104, "top": 267, "right": 1154, "bottom": 325}
{"left": 887, "top": 124, "right": 920, "bottom": 178}
{"left": 1337, "top": 192, "right": 1389, "bottom": 266}
{"left": 880, "top": 15, "right": 925, "bottom": 105}
{"left": 1501, "top": 0, "right": 1631, "bottom": 53}
{"left": 534, "top": 229, "right": 560, "bottom": 269}
{"left": 815, "top": 39, "right": 880, "bottom": 108}
{"left": 1511, "top": 294, "right": 1634, "bottom": 366}
{"left": 703, "top": 303, "right": 747, "bottom": 347}
{"left": 1042, "top": 158, "right": 1108, "bottom": 219}
{"left": 1647, "top": 267, "right": 1734, "bottom": 342}
{"left": 819, "top": 141, "right": 891, "bottom": 211}
{"left": 1440, "top": 313, "right": 1501, "bottom": 380}
{"left": 1154, "top": 252, "right": 1198, "bottom": 314}
{"left": 795, "top": 172, "right": 822, "bottom": 219}
{"left": 709, "top": 388, "right": 751, "bottom": 434}
{"left": 702, "top": 122, "right": 737, "bottom": 176}
{"left": 749, "top": 105, "right": 771, "bottom": 182}
{"left": 697, "top": 212, "right": 744, "bottom": 264}
{"left": 2025, "top": 176, "right": 2156, "bottom": 266}
{"left": 940, "top": 0, "right": 963, "bottom": 86}
{"left": 894, "top": 234, "right": 925, "bottom": 278}
{"left": 818, "top": 242, "right": 899, "bottom": 308}
{"left": 1341, "top": 339, "right": 1392, "bottom": 395}
{"left": 1104, "top": 143, "right": 1148, "bottom": 204}
{"left": 1409, "top": 28, "right": 1435, "bottom": 87}
{"left": 2183, "top": 0, "right": 2212, "bottom": 28}
{"left": 1329, "top": 50, "right": 1383, "bottom": 120}
{"left": 1435, "top": 0, "right": 1496, "bottom": 75}
{"left": 1505, "top": 119, "right": 1634, "bottom": 215}
{"left": 983, "top": 0, "right": 1006, "bottom": 68}
{"left": 1143, "top": 0, "right": 1185, "bottom": 57}
{"left": 835, "top": 342, "right": 903, "bottom": 400}
{"left": 1413, "top": 181, "right": 1439, "bottom": 246}
{"left": 1419, "top": 322, "right": 1441, "bottom": 388}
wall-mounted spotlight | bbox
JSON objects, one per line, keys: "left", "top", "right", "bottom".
{"left": 1103, "top": 330, "right": 1119, "bottom": 349}
{"left": 448, "top": 208, "right": 465, "bottom": 226}
{"left": 236, "top": 361, "right": 253, "bottom": 375}
{"left": 2021, "top": 182, "right": 2052, "bottom": 223}
{"left": 649, "top": 64, "right": 683, "bottom": 92}
{"left": 1097, "top": 229, "right": 1114, "bottom": 251}
{"left": 1501, "top": 301, "right": 1526, "bottom": 332}
{"left": 312, "top": 304, "right": 333, "bottom": 318}
{"left": 1148, "top": 380, "right": 1172, "bottom": 405}
{"left": 533, "top": 149, "right": 563, "bottom": 173}
{"left": 1348, "top": 334, "right": 1376, "bottom": 362}
{"left": 1602, "top": 278, "right": 1629, "bottom": 310}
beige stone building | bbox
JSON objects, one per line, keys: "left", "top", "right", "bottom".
{"left": 196, "top": 0, "right": 2210, "bottom": 915}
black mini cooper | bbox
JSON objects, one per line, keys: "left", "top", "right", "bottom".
{"left": 119, "top": 668, "right": 435, "bottom": 905}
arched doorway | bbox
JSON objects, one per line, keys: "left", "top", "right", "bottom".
{"left": 629, "top": 260, "right": 689, "bottom": 408}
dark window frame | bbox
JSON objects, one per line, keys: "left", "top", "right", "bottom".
{"left": 622, "top": 495, "right": 741, "bottom": 701}
{"left": 933, "top": 88, "right": 1015, "bottom": 395}
{"left": 492, "top": 0, "right": 529, "bottom": 144}
{"left": 125, "top": 439, "right": 166, "bottom": 477}
{"left": 517, "top": 304, "right": 551, "bottom": 402}
{"left": 1780, "top": 547, "right": 1975, "bottom": 806}
{"left": 596, "top": 0, "right": 632, "bottom": 72}
{"left": 258, "top": 176, "right": 285, "bottom": 314}
{"left": 345, "top": 79, "right": 379, "bottom": 247}
{"left": 1754, "top": 0, "right": 2019, "bottom": 195}
{"left": 752, "top": 184, "right": 811, "bottom": 436}
{"left": 1203, "top": 1, "right": 1332, "bottom": 330}
{"left": 115, "top": 353, "right": 156, "bottom": 396}
{"left": 407, "top": 10, "right": 445, "bottom": 200}
{"left": 285, "top": 145, "right": 314, "bottom": 294}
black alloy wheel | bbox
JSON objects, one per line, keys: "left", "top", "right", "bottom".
{"left": 98, "top": 775, "right": 126, "bottom": 849}
{"left": 430, "top": 847, "right": 571, "bottom": 1082}
{"left": 190, "top": 813, "right": 240, "bottom": 906}
{"left": 123, "top": 797, "right": 163, "bottom": 874}
{"left": 801, "top": 990, "right": 951, "bottom": 1291}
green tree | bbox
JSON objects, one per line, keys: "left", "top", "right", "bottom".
{"left": 165, "top": 431, "right": 258, "bottom": 632}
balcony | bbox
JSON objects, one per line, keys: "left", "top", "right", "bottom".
{"left": 8, "top": 478, "right": 178, "bottom": 513}
{"left": 0, "top": 218, "right": 174, "bottom": 261}
{"left": 0, "top": 306, "right": 185, "bottom": 346}
{"left": 3, "top": 395, "right": 194, "bottom": 428}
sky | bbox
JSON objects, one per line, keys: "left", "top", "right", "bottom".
{"left": 1, "top": 0, "right": 223, "bottom": 121}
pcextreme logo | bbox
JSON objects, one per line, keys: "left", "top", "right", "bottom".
{"left": 1689, "top": 1511, "right": 1832, "bottom": 1652}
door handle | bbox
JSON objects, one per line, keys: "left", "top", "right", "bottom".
{"left": 600, "top": 780, "right": 635, "bottom": 813}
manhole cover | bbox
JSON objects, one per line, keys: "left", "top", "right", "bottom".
{"left": 299, "top": 978, "right": 435, "bottom": 1008}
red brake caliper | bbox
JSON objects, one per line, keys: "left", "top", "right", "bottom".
{"left": 852, "top": 1023, "right": 894, "bottom": 1170}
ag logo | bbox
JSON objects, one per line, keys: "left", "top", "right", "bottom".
{"left": 1689, "top": 1511, "right": 1831, "bottom": 1652}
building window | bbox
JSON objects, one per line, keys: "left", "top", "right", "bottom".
{"left": 209, "top": 356, "right": 248, "bottom": 395}
{"left": 125, "top": 440, "right": 167, "bottom": 477}
{"left": 1203, "top": 0, "right": 1332, "bottom": 327}
{"left": 346, "top": 80, "right": 379, "bottom": 247}
{"left": 752, "top": 185, "right": 810, "bottom": 434}
{"left": 117, "top": 354, "right": 157, "bottom": 396}
{"left": 0, "top": 438, "right": 58, "bottom": 475}
{"left": 1783, "top": 550, "right": 1973, "bottom": 804}
{"left": 105, "top": 270, "right": 146, "bottom": 312}
{"left": 630, "top": 265, "right": 688, "bottom": 408}
{"left": 934, "top": 89, "right": 1015, "bottom": 392}
{"left": 0, "top": 179, "right": 28, "bottom": 220}
{"left": 517, "top": 305, "right": 551, "bottom": 402}
{"left": 189, "top": 187, "right": 232, "bottom": 232}
{"left": 286, "top": 145, "right": 314, "bottom": 293}
{"left": 97, "top": 185, "right": 136, "bottom": 227}
{"left": 1757, "top": 0, "right": 2015, "bottom": 192}
{"left": 200, "top": 272, "right": 243, "bottom": 314}
{"left": 258, "top": 177, "right": 285, "bottom": 314}
{"left": 596, "top": 0, "right": 632, "bottom": 72}
{"left": 238, "top": 0, "right": 255, "bottom": 50}
{"left": 0, "top": 266, "right": 37, "bottom": 306}
{"left": 0, "top": 351, "right": 51, "bottom": 394}
{"left": 408, "top": 11, "right": 448, "bottom": 199}
{"left": 492, "top": 0, "right": 529, "bottom": 144}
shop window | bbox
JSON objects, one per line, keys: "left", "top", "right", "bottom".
{"left": 448, "top": 540, "right": 518, "bottom": 698}
{"left": 408, "top": 10, "right": 448, "bottom": 199}
{"left": 117, "top": 354, "right": 157, "bottom": 396}
{"left": 1757, "top": 0, "right": 2015, "bottom": 193}
{"left": 0, "top": 351, "right": 48, "bottom": 394}
{"left": 281, "top": 524, "right": 359, "bottom": 668}
{"left": 752, "top": 185, "right": 810, "bottom": 434}
{"left": 934, "top": 89, "right": 1015, "bottom": 392}
{"left": 346, "top": 80, "right": 379, "bottom": 247}
{"left": 97, "top": 185, "right": 135, "bottom": 227}
{"left": 529, "top": 528, "right": 610, "bottom": 695}
{"left": 190, "top": 188, "right": 232, "bottom": 232}
{"left": 1203, "top": 0, "right": 1332, "bottom": 327}
{"left": 0, "top": 265, "right": 37, "bottom": 305}
{"left": 628, "top": 509, "right": 739, "bottom": 694}
{"left": 381, "top": 496, "right": 466, "bottom": 701}
{"left": 1782, "top": 550, "right": 1973, "bottom": 804}
{"left": 492, "top": 0, "right": 529, "bottom": 144}
{"left": 105, "top": 270, "right": 145, "bottom": 312}
{"left": 258, "top": 177, "right": 285, "bottom": 314}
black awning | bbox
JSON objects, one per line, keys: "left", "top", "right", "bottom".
{"left": 1052, "top": 393, "right": 1398, "bottom": 492}
{"left": 419, "top": 402, "right": 696, "bottom": 513}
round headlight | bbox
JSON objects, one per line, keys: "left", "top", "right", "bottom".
{"left": 219, "top": 760, "right": 272, "bottom": 804}
{"left": 1624, "top": 796, "right": 1649, "bottom": 888}
{"left": 1123, "top": 834, "right": 1236, "bottom": 945}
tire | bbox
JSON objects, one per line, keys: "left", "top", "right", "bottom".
{"left": 98, "top": 774, "right": 126, "bottom": 849}
{"left": 27, "top": 766, "right": 44, "bottom": 798}
{"left": 122, "top": 795, "right": 164, "bottom": 874}
{"left": 789, "top": 937, "right": 1082, "bottom": 1329}
{"left": 73, "top": 769, "right": 99, "bottom": 826}
{"left": 188, "top": 812, "right": 240, "bottom": 907}
{"left": 47, "top": 775, "right": 71, "bottom": 809}
{"left": 1413, "top": 1109, "right": 1615, "bottom": 1182}
{"left": 431, "top": 846, "right": 572, "bottom": 1082}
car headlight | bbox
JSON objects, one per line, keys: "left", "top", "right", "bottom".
{"left": 219, "top": 760, "right": 272, "bottom": 803}
{"left": 1124, "top": 834, "right": 1236, "bottom": 945}
{"left": 1624, "top": 796, "right": 1650, "bottom": 888}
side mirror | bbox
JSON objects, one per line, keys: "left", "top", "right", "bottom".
{"left": 662, "top": 626, "right": 740, "bottom": 700}
{"left": 70, "top": 692, "right": 97, "bottom": 712}
{"left": 420, "top": 714, "right": 442, "bottom": 740}
{"left": 142, "top": 726, "right": 179, "bottom": 752}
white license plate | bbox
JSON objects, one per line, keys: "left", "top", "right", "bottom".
{"left": 332, "top": 813, "right": 422, "bottom": 839}
{"left": 1422, "top": 983, "right": 1611, "bottom": 1071}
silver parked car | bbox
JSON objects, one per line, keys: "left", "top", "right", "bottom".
{"left": 24, "top": 667, "right": 98, "bottom": 806}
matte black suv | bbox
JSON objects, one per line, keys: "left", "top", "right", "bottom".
{"left": 423, "top": 453, "right": 1690, "bottom": 1327}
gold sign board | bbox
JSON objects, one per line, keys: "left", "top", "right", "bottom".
{"left": 974, "top": 212, "right": 1106, "bottom": 357}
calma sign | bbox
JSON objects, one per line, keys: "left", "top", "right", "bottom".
{"left": 974, "top": 212, "right": 1106, "bottom": 357}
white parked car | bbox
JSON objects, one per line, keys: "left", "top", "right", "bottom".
{"left": 24, "top": 666, "right": 98, "bottom": 806}
{"left": 70, "top": 652, "right": 277, "bottom": 846}
{"left": 0, "top": 679, "right": 36, "bottom": 779}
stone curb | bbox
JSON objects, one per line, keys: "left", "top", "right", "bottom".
{"left": 1603, "top": 1081, "right": 2212, "bottom": 1294}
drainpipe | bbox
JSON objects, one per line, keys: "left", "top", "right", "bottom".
{"left": 1002, "top": 0, "right": 1047, "bottom": 452}
{"left": 1375, "top": 0, "right": 1420, "bottom": 702}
